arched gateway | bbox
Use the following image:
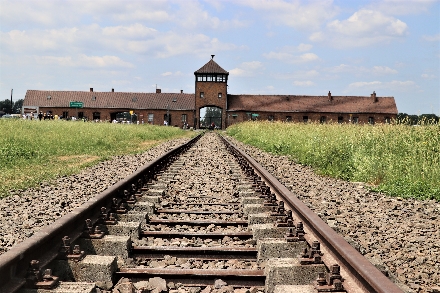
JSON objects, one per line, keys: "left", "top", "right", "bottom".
{"left": 194, "top": 56, "right": 229, "bottom": 129}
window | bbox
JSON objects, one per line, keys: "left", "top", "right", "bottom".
{"left": 148, "top": 113, "right": 154, "bottom": 124}
{"left": 47, "top": 95, "right": 51, "bottom": 100}
{"left": 286, "top": 116, "right": 292, "bottom": 122}
{"left": 352, "top": 117, "right": 359, "bottom": 124}
{"left": 217, "top": 75, "right": 226, "bottom": 82}
{"left": 368, "top": 117, "right": 375, "bottom": 125}
{"left": 320, "top": 116, "right": 326, "bottom": 123}
{"left": 268, "top": 115, "right": 274, "bottom": 121}
{"left": 93, "top": 112, "right": 100, "bottom": 120}
{"left": 78, "top": 112, "right": 84, "bottom": 119}
{"left": 62, "top": 111, "right": 68, "bottom": 119}
{"left": 132, "top": 97, "right": 137, "bottom": 102}
{"left": 218, "top": 93, "right": 222, "bottom": 98}
{"left": 303, "top": 116, "right": 308, "bottom": 123}
{"left": 232, "top": 114, "right": 238, "bottom": 119}
{"left": 200, "top": 92, "right": 204, "bottom": 98}
{"left": 181, "top": 114, "right": 187, "bottom": 122}
{"left": 385, "top": 117, "right": 391, "bottom": 124}
{"left": 338, "top": 116, "right": 343, "bottom": 123}
{"left": 92, "top": 96, "right": 96, "bottom": 101}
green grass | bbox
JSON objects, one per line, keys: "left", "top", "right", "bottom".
{"left": 227, "top": 121, "right": 440, "bottom": 201}
{"left": 0, "top": 119, "right": 193, "bottom": 197}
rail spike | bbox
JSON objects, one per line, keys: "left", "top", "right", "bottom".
{"left": 25, "top": 260, "right": 60, "bottom": 289}
{"left": 315, "top": 264, "right": 346, "bottom": 292}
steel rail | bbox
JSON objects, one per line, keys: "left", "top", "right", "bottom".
{"left": 221, "top": 135, "right": 403, "bottom": 293}
{"left": 0, "top": 134, "right": 202, "bottom": 293}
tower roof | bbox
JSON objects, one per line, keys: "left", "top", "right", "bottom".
{"left": 194, "top": 58, "right": 229, "bottom": 74}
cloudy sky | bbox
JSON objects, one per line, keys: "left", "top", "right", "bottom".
{"left": 1, "top": 0, "right": 439, "bottom": 114}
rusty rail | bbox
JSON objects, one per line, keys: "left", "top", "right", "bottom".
{"left": 0, "top": 134, "right": 202, "bottom": 293}
{"left": 221, "top": 135, "right": 403, "bottom": 293}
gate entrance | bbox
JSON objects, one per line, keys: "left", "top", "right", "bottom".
{"left": 200, "top": 106, "right": 222, "bottom": 129}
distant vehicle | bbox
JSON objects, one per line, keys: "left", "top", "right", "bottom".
{"left": 1, "top": 114, "right": 15, "bottom": 119}
{"left": 116, "top": 112, "right": 137, "bottom": 123}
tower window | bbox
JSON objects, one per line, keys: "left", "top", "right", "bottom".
{"left": 218, "top": 93, "right": 222, "bottom": 98}
{"left": 200, "top": 92, "right": 204, "bottom": 98}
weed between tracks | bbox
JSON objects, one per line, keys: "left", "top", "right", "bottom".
{"left": 227, "top": 121, "right": 440, "bottom": 200}
{"left": 0, "top": 119, "right": 192, "bottom": 198}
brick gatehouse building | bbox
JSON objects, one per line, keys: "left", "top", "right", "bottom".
{"left": 23, "top": 57, "right": 398, "bottom": 128}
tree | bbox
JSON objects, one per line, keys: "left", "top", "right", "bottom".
{"left": 397, "top": 113, "right": 438, "bottom": 125}
{"left": 0, "top": 99, "right": 13, "bottom": 114}
{"left": 12, "top": 99, "right": 23, "bottom": 114}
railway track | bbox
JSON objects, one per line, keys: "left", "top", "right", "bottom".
{"left": 0, "top": 132, "right": 404, "bottom": 293}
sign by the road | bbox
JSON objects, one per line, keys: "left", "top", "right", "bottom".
{"left": 69, "top": 101, "right": 84, "bottom": 108}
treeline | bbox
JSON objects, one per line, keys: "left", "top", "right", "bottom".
{"left": 397, "top": 113, "right": 439, "bottom": 125}
{"left": 0, "top": 99, "right": 24, "bottom": 114}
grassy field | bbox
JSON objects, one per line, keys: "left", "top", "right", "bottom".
{"left": 227, "top": 121, "right": 440, "bottom": 201}
{"left": 0, "top": 119, "right": 192, "bottom": 197}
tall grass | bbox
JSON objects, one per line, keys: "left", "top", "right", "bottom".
{"left": 0, "top": 119, "right": 192, "bottom": 197}
{"left": 227, "top": 121, "right": 440, "bottom": 200}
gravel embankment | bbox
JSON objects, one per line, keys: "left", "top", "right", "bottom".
{"left": 1, "top": 133, "right": 439, "bottom": 293}
{"left": 0, "top": 137, "right": 190, "bottom": 255}
{"left": 228, "top": 136, "right": 439, "bottom": 293}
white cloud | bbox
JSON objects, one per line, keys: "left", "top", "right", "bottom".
{"left": 328, "top": 64, "right": 398, "bottom": 75}
{"left": 264, "top": 50, "right": 319, "bottom": 63}
{"left": 238, "top": 0, "right": 338, "bottom": 31}
{"left": 366, "top": 0, "right": 437, "bottom": 16}
{"left": 421, "top": 74, "right": 437, "bottom": 79}
{"left": 423, "top": 34, "right": 440, "bottom": 42}
{"left": 35, "top": 54, "right": 134, "bottom": 68}
{"left": 348, "top": 80, "right": 417, "bottom": 92}
{"left": 372, "top": 66, "right": 398, "bottom": 75}
{"left": 311, "top": 9, "right": 408, "bottom": 48}
{"left": 293, "top": 80, "right": 314, "bottom": 86}
{"left": 161, "top": 71, "right": 184, "bottom": 77}
{"left": 229, "top": 61, "right": 264, "bottom": 77}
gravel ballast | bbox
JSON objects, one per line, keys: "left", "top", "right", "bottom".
{"left": 228, "top": 136, "right": 439, "bottom": 293}
{"left": 0, "top": 133, "right": 438, "bottom": 293}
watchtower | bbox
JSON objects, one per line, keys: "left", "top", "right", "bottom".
{"left": 194, "top": 56, "right": 229, "bottom": 129}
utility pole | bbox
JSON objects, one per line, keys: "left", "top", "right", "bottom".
{"left": 10, "top": 89, "right": 13, "bottom": 114}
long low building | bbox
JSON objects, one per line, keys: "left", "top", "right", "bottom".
{"left": 23, "top": 57, "right": 398, "bottom": 128}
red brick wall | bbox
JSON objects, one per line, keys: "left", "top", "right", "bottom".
{"left": 226, "top": 111, "right": 396, "bottom": 125}
{"left": 195, "top": 80, "right": 227, "bottom": 129}
{"left": 37, "top": 107, "right": 195, "bottom": 128}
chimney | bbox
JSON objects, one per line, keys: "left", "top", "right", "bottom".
{"left": 156, "top": 89, "right": 161, "bottom": 93}
{"left": 90, "top": 88, "right": 93, "bottom": 92}
{"left": 180, "top": 90, "right": 183, "bottom": 93}
{"left": 112, "top": 88, "right": 114, "bottom": 92}
{"left": 371, "top": 91, "right": 377, "bottom": 102}
{"left": 328, "top": 91, "right": 332, "bottom": 101}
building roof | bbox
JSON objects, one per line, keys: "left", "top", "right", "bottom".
{"left": 227, "top": 95, "right": 398, "bottom": 114}
{"left": 23, "top": 90, "right": 195, "bottom": 110}
{"left": 194, "top": 59, "right": 229, "bottom": 74}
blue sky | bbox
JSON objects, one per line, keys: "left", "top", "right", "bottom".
{"left": 1, "top": 0, "right": 439, "bottom": 114}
